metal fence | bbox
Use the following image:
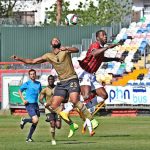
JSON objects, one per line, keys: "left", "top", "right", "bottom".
{"left": 0, "top": 25, "right": 115, "bottom": 62}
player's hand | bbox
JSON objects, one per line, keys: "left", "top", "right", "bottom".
{"left": 117, "top": 39, "right": 125, "bottom": 45}
{"left": 60, "top": 46, "right": 66, "bottom": 51}
{"left": 117, "top": 56, "right": 125, "bottom": 63}
{"left": 23, "top": 100, "right": 28, "bottom": 105}
{"left": 60, "top": 46, "right": 69, "bottom": 51}
{"left": 108, "top": 44, "right": 117, "bottom": 49}
{"left": 44, "top": 102, "right": 48, "bottom": 107}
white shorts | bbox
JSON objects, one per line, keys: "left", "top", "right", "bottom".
{"left": 75, "top": 67, "right": 103, "bottom": 91}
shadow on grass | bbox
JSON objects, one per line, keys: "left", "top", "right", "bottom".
{"left": 59, "top": 141, "right": 96, "bottom": 144}
{"left": 54, "top": 140, "right": 96, "bottom": 144}
{"left": 96, "top": 134, "right": 130, "bottom": 138}
{"left": 39, "top": 140, "right": 96, "bottom": 145}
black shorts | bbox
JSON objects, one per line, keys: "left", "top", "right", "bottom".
{"left": 54, "top": 78, "right": 80, "bottom": 99}
{"left": 47, "top": 113, "right": 61, "bottom": 122}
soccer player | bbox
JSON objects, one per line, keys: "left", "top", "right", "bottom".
{"left": 11, "top": 37, "right": 96, "bottom": 138}
{"left": 18, "top": 69, "right": 42, "bottom": 142}
{"left": 39, "top": 75, "right": 61, "bottom": 145}
{"left": 77, "top": 30, "right": 124, "bottom": 132}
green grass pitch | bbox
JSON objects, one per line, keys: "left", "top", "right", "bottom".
{"left": 1, "top": 115, "right": 150, "bottom": 150}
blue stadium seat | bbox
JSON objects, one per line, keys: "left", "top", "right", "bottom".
{"left": 146, "top": 82, "right": 150, "bottom": 86}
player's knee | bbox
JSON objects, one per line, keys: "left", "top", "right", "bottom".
{"left": 50, "top": 121, "right": 55, "bottom": 128}
{"left": 32, "top": 116, "right": 39, "bottom": 124}
{"left": 55, "top": 119, "right": 61, "bottom": 129}
{"left": 32, "top": 119, "right": 38, "bottom": 124}
{"left": 56, "top": 125, "right": 61, "bottom": 129}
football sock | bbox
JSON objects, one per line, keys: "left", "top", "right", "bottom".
{"left": 63, "top": 102, "right": 74, "bottom": 113}
{"left": 85, "top": 118, "right": 92, "bottom": 133}
{"left": 75, "top": 101, "right": 93, "bottom": 120}
{"left": 24, "top": 118, "right": 32, "bottom": 124}
{"left": 27, "top": 124, "right": 37, "bottom": 139}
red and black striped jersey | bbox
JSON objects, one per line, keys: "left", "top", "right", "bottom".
{"left": 78, "top": 41, "right": 104, "bottom": 73}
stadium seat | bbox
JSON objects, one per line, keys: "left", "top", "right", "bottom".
{"left": 137, "top": 73, "right": 144, "bottom": 80}
{"left": 127, "top": 79, "right": 134, "bottom": 85}
{"left": 132, "top": 80, "right": 140, "bottom": 86}
{"left": 136, "top": 22, "right": 143, "bottom": 27}
{"left": 69, "top": 19, "right": 150, "bottom": 86}
{"left": 146, "top": 82, "right": 150, "bottom": 86}
{"left": 121, "top": 51, "right": 129, "bottom": 58}
{"left": 139, "top": 81, "right": 145, "bottom": 86}
{"left": 101, "top": 63, "right": 108, "bottom": 69}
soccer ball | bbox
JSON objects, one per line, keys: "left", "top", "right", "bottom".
{"left": 65, "top": 14, "right": 78, "bottom": 26}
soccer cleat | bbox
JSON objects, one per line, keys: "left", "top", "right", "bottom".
{"left": 68, "top": 123, "right": 79, "bottom": 138}
{"left": 91, "top": 119, "right": 99, "bottom": 129}
{"left": 20, "top": 117, "right": 25, "bottom": 129}
{"left": 45, "top": 118, "right": 50, "bottom": 122}
{"left": 51, "top": 140, "right": 56, "bottom": 145}
{"left": 59, "top": 111, "right": 69, "bottom": 121}
{"left": 90, "top": 131, "right": 95, "bottom": 136}
{"left": 26, "top": 138, "right": 34, "bottom": 142}
{"left": 81, "top": 124, "right": 86, "bottom": 134}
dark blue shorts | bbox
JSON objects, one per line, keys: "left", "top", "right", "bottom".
{"left": 25, "top": 103, "right": 40, "bottom": 117}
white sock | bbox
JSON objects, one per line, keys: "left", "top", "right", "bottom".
{"left": 85, "top": 118, "right": 92, "bottom": 133}
{"left": 96, "top": 96, "right": 104, "bottom": 103}
{"left": 63, "top": 102, "right": 74, "bottom": 113}
{"left": 87, "top": 96, "right": 104, "bottom": 108}
{"left": 83, "top": 120, "right": 87, "bottom": 128}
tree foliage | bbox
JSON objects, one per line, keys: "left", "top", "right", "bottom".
{"left": 45, "top": 0, "right": 132, "bottom": 26}
{"left": 0, "top": 0, "right": 17, "bottom": 17}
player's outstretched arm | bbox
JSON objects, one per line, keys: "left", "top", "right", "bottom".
{"left": 60, "top": 46, "right": 79, "bottom": 53}
{"left": 92, "top": 44, "right": 118, "bottom": 57}
{"left": 103, "top": 56, "right": 125, "bottom": 62}
{"left": 10, "top": 55, "right": 46, "bottom": 64}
